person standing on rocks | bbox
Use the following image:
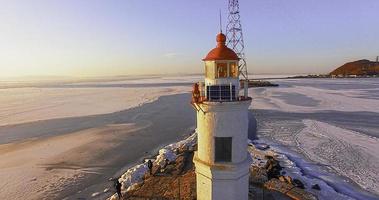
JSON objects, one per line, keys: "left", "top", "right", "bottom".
{"left": 161, "top": 159, "right": 169, "bottom": 173}
{"left": 147, "top": 160, "right": 153, "bottom": 175}
{"left": 115, "top": 179, "right": 122, "bottom": 198}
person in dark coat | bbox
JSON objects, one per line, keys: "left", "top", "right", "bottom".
{"left": 115, "top": 179, "right": 122, "bottom": 198}
{"left": 147, "top": 159, "right": 153, "bottom": 175}
{"left": 163, "top": 159, "right": 169, "bottom": 169}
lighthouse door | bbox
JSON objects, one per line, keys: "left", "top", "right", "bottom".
{"left": 215, "top": 137, "right": 232, "bottom": 162}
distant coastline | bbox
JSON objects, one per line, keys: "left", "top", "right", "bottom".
{"left": 289, "top": 59, "right": 379, "bottom": 79}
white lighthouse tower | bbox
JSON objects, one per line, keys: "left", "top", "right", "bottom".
{"left": 191, "top": 32, "right": 252, "bottom": 200}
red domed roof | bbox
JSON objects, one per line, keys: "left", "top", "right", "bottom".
{"left": 203, "top": 33, "right": 239, "bottom": 61}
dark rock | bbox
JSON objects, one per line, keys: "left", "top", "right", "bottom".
{"left": 249, "top": 166, "right": 268, "bottom": 184}
{"left": 278, "top": 176, "right": 286, "bottom": 182}
{"left": 265, "top": 156, "right": 283, "bottom": 180}
{"left": 284, "top": 176, "right": 293, "bottom": 185}
{"left": 312, "top": 184, "right": 321, "bottom": 190}
{"left": 264, "top": 179, "right": 317, "bottom": 200}
{"left": 264, "top": 155, "right": 274, "bottom": 160}
{"left": 248, "top": 80, "right": 279, "bottom": 88}
{"left": 293, "top": 178, "right": 305, "bottom": 189}
{"left": 255, "top": 143, "right": 270, "bottom": 150}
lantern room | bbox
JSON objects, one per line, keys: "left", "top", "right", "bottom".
{"left": 194, "top": 32, "right": 243, "bottom": 102}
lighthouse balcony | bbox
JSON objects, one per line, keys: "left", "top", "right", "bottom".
{"left": 206, "top": 85, "right": 236, "bottom": 101}
{"left": 192, "top": 83, "right": 251, "bottom": 103}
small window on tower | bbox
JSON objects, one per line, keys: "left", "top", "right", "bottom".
{"left": 230, "top": 62, "right": 238, "bottom": 78}
{"left": 215, "top": 137, "right": 232, "bottom": 162}
{"left": 217, "top": 63, "right": 228, "bottom": 78}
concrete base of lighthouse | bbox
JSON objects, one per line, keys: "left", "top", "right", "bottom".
{"left": 193, "top": 100, "right": 252, "bottom": 200}
{"left": 193, "top": 153, "right": 251, "bottom": 200}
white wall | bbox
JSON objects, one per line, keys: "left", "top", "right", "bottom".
{"left": 194, "top": 99, "right": 251, "bottom": 200}
{"left": 196, "top": 101, "right": 250, "bottom": 164}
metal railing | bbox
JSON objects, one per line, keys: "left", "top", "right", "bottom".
{"left": 206, "top": 84, "right": 236, "bottom": 102}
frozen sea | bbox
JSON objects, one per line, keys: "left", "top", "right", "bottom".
{"left": 1, "top": 75, "right": 378, "bottom": 199}
{"left": 250, "top": 78, "right": 379, "bottom": 200}
{"left": 0, "top": 76, "right": 198, "bottom": 199}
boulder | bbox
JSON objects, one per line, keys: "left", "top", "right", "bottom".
{"left": 286, "top": 187, "right": 317, "bottom": 200}
{"left": 284, "top": 176, "right": 293, "bottom": 185}
{"left": 312, "top": 184, "right": 321, "bottom": 190}
{"left": 249, "top": 166, "right": 268, "bottom": 184}
{"left": 255, "top": 143, "right": 270, "bottom": 150}
{"left": 278, "top": 175, "right": 293, "bottom": 185}
{"left": 278, "top": 176, "right": 286, "bottom": 183}
{"left": 293, "top": 178, "right": 305, "bottom": 189}
{"left": 264, "top": 179, "right": 317, "bottom": 200}
{"left": 264, "top": 178, "right": 293, "bottom": 194}
{"left": 265, "top": 157, "right": 282, "bottom": 179}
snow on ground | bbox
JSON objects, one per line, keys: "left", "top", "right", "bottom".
{"left": 155, "top": 132, "right": 197, "bottom": 167}
{"left": 107, "top": 132, "right": 197, "bottom": 200}
{"left": 0, "top": 76, "right": 200, "bottom": 126}
{"left": 297, "top": 119, "right": 379, "bottom": 195}
{"left": 250, "top": 78, "right": 379, "bottom": 199}
{"left": 248, "top": 141, "right": 354, "bottom": 200}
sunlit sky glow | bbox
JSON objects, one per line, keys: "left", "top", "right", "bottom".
{"left": 0, "top": 0, "right": 378, "bottom": 77}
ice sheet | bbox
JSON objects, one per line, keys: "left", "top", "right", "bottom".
{"left": 250, "top": 78, "right": 379, "bottom": 199}
{"left": 0, "top": 78, "right": 194, "bottom": 126}
{"left": 250, "top": 79, "right": 379, "bottom": 113}
{"left": 298, "top": 119, "right": 379, "bottom": 195}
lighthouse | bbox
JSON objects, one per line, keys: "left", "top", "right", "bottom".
{"left": 191, "top": 31, "right": 252, "bottom": 200}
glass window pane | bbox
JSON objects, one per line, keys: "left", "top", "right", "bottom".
{"left": 230, "top": 62, "right": 238, "bottom": 78}
{"left": 215, "top": 137, "right": 232, "bottom": 162}
{"left": 217, "top": 63, "right": 228, "bottom": 78}
{"left": 206, "top": 85, "right": 236, "bottom": 101}
{"left": 205, "top": 61, "right": 214, "bottom": 79}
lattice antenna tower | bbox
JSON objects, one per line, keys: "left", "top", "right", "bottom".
{"left": 226, "top": 0, "right": 248, "bottom": 81}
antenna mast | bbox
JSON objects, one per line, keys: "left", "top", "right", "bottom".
{"left": 219, "top": 9, "right": 223, "bottom": 33}
{"left": 226, "top": 0, "right": 248, "bottom": 81}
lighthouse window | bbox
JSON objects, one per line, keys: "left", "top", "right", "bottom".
{"left": 230, "top": 62, "right": 238, "bottom": 77}
{"left": 206, "top": 85, "right": 236, "bottom": 101}
{"left": 215, "top": 137, "right": 232, "bottom": 162}
{"left": 217, "top": 63, "right": 228, "bottom": 78}
{"left": 205, "top": 61, "right": 215, "bottom": 79}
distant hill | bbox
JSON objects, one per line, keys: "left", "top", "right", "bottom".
{"left": 330, "top": 59, "right": 379, "bottom": 76}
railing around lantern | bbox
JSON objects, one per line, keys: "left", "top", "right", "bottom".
{"left": 192, "top": 82, "right": 250, "bottom": 104}
{"left": 206, "top": 85, "right": 236, "bottom": 101}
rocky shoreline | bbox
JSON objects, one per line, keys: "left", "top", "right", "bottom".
{"left": 105, "top": 133, "right": 317, "bottom": 200}
{"left": 248, "top": 80, "right": 279, "bottom": 87}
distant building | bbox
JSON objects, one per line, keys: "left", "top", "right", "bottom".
{"left": 191, "top": 32, "right": 251, "bottom": 200}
